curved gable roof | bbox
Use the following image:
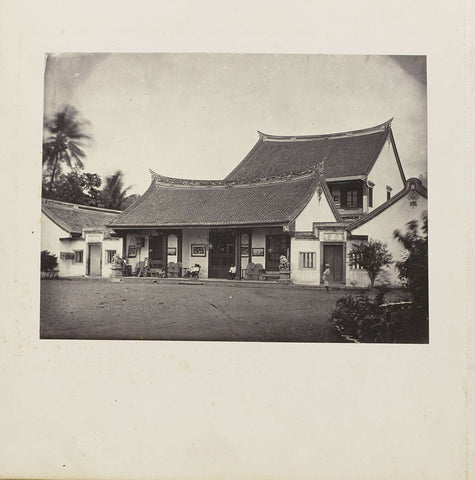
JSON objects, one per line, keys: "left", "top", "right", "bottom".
{"left": 225, "top": 120, "right": 394, "bottom": 182}
{"left": 108, "top": 171, "right": 337, "bottom": 228}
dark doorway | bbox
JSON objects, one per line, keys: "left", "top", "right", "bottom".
{"left": 149, "top": 235, "right": 166, "bottom": 270}
{"left": 322, "top": 244, "right": 344, "bottom": 283}
{"left": 209, "top": 230, "right": 235, "bottom": 278}
{"left": 266, "top": 234, "right": 290, "bottom": 271}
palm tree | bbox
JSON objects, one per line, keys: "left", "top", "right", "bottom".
{"left": 101, "top": 170, "right": 132, "bottom": 210}
{"left": 43, "top": 105, "right": 91, "bottom": 193}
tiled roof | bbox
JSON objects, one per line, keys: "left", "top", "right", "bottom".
{"left": 225, "top": 120, "right": 393, "bottom": 182}
{"left": 347, "top": 178, "right": 427, "bottom": 232}
{"left": 108, "top": 171, "right": 336, "bottom": 228}
{"left": 42, "top": 199, "right": 122, "bottom": 235}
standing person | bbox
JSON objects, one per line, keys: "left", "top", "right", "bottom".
{"left": 322, "top": 264, "right": 330, "bottom": 291}
{"left": 228, "top": 264, "right": 237, "bottom": 280}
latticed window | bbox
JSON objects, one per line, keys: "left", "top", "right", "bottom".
{"left": 106, "top": 250, "right": 117, "bottom": 263}
{"left": 347, "top": 191, "right": 358, "bottom": 207}
{"left": 349, "top": 250, "right": 364, "bottom": 269}
{"left": 299, "top": 252, "right": 316, "bottom": 269}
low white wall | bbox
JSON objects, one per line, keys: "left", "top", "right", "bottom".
{"left": 290, "top": 237, "right": 321, "bottom": 285}
{"left": 350, "top": 192, "right": 427, "bottom": 286}
{"left": 58, "top": 238, "right": 87, "bottom": 276}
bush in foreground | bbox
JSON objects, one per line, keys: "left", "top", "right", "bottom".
{"left": 331, "top": 287, "right": 428, "bottom": 343}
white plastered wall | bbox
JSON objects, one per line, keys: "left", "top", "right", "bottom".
{"left": 182, "top": 228, "right": 209, "bottom": 277}
{"left": 41, "top": 213, "right": 65, "bottom": 256}
{"left": 290, "top": 187, "right": 338, "bottom": 284}
{"left": 41, "top": 213, "right": 85, "bottom": 277}
{"left": 294, "top": 187, "right": 337, "bottom": 232}
{"left": 59, "top": 238, "right": 87, "bottom": 276}
{"left": 367, "top": 136, "right": 406, "bottom": 211}
{"left": 290, "top": 237, "right": 321, "bottom": 284}
{"left": 350, "top": 193, "right": 428, "bottom": 286}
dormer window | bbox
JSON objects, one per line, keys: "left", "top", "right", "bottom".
{"left": 368, "top": 187, "right": 373, "bottom": 207}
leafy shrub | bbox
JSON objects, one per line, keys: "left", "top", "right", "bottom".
{"left": 348, "top": 240, "right": 392, "bottom": 288}
{"left": 41, "top": 250, "right": 58, "bottom": 272}
{"left": 331, "top": 286, "right": 428, "bottom": 343}
{"left": 394, "top": 213, "right": 428, "bottom": 314}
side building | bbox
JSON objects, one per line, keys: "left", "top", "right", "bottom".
{"left": 41, "top": 199, "right": 123, "bottom": 277}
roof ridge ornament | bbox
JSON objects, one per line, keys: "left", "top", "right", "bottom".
{"left": 149, "top": 166, "right": 319, "bottom": 187}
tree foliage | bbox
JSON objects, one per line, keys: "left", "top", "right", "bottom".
{"left": 42, "top": 105, "right": 92, "bottom": 193}
{"left": 42, "top": 107, "right": 135, "bottom": 210}
{"left": 101, "top": 170, "right": 132, "bottom": 210}
{"left": 394, "top": 212, "right": 428, "bottom": 312}
{"left": 42, "top": 171, "right": 103, "bottom": 206}
{"left": 41, "top": 250, "right": 58, "bottom": 272}
{"left": 348, "top": 240, "right": 393, "bottom": 288}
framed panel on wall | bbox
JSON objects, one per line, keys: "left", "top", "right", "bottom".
{"left": 191, "top": 244, "right": 206, "bottom": 257}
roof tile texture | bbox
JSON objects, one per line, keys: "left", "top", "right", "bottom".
{"left": 225, "top": 130, "right": 388, "bottom": 181}
{"left": 109, "top": 175, "right": 318, "bottom": 227}
{"left": 42, "top": 201, "right": 121, "bottom": 234}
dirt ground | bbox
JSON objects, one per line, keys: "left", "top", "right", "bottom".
{"left": 40, "top": 278, "right": 409, "bottom": 342}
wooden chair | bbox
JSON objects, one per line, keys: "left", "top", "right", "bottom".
{"left": 135, "top": 261, "right": 145, "bottom": 277}
{"left": 167, "top": 262, "right": 179, "bottom": 278}
{"left": 149, "top": 259, "right": 165, "bottom": 278}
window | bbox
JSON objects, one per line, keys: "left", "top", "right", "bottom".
{"left": 349, "top": 249, "right": 364, "bottom": 269}
{"left": 386, "top": 186, "right": 392, "bottom": 201}
{"left": 347, "top": 191, "right": 358, "bottom": 207}
{"left": 106, "top": 250, "right": 116, "bottom": 263}
{"left": 299, "top": 252, "right": 316, "bottom": 269}
{"left": 74, "top": 250, "right": 83, "bottom": 264}
{"left": 368, "top": 187, "right": 373, "bottom": 207}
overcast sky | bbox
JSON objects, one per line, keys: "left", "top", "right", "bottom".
{"left": 44, "top": 53, "right": 427, "bottom": 196}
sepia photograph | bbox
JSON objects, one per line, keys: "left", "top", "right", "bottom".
{"left": 40, "top": 53, "right": 428, "bottom": 342}
{"left": 1, "top": 1, "right": 469, "bottom": 478}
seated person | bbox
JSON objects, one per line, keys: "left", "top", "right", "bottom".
{"left": 189, "top": 264, "right": 200, "bottom": 278}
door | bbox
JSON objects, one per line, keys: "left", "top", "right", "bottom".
{"left": 88, "top": 244, "right": 102, "bottom": 276}
{"left": 149, "top": 235, "right": 166, "bottom": 269}
{"left": 208, "top": 230, "right": 235, "bottom": 278}
{"left": 322, "top": 244, "right": 344, "bottom": 283}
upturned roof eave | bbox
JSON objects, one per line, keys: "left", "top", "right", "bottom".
{"left": 258, "top": 118, "right": 393, "bottom": 142}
